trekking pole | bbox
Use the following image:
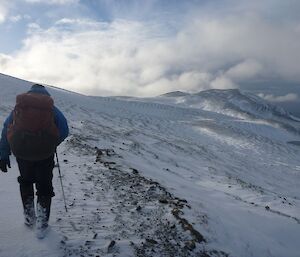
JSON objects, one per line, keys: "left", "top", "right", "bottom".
{"left": 55, "top": 151, "right": 68, "bottom": 212}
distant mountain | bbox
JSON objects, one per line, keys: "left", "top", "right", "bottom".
{"left": 157, "top": 88, "right": 300, "bottom": 135}
{"left": 160, "top": 89, "right": 296, "bottom": 119}
{"left": 160, "top": 91, "right": 191, "bottom": 97}
{"left": 196, "top": 89, "right": 293, "bottom": 118}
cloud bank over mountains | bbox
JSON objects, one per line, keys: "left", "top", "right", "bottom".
{"left": 0, "top": 0, "right": 300, "bottom": 99}
{"left": 258, "top": 93, "right": 299, "bottom": 103}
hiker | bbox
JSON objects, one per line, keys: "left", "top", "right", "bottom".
{"left": 0, "top": 84, "right": 69, "bottom": 235}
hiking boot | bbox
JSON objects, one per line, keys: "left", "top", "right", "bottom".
{"left": 24, "top": 214, "right": 36, "bottom": 228}
{"left": 36, "top": 201, "right": 49, "bottom": 239}
{"left": 36, "top": 196, "right": 51, "bottom": 238}
{"left": 23, "top": 197, "right": 36, "bottom": 228}
{"left": 36, "top": 222, "right": 50, "bottom": 239}
{"left": 37, "top": 196, "right": 51, "bottom": 221}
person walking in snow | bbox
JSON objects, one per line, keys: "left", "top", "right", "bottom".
{"left": 0, "top": 84, "right": 68, "bottom": 237}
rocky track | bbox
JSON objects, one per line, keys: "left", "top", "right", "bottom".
{"left": 52, "top": 136, "right": 227, "bottom": 257}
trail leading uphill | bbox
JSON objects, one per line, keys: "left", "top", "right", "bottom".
{"left": 0, "top": 73, "right": 300, "bottom": 257}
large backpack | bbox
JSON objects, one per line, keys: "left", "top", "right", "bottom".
{"left": 7, "top": 93, "right": 59, "bottom": 161}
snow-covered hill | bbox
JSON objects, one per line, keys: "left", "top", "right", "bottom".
{"left": 0, "top": 73, "right": 300, "bottom": 257}
{"left": 162, "top": 88, "right": 299, "bottom": 122}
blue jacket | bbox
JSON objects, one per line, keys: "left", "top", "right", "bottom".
{"left": 0, "top": 86, "right": 69, "bottom": 160}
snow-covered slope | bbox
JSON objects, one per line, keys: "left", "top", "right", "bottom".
{"left": 114, "top": 89, "right": 300, "bottom": 135}
{"left": 0, "top": 73, "right": 300, "bottom": 257}
{"left": 160, "top": 89, "right": 294, "bottom": 119}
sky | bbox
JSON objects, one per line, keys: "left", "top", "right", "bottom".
{"left": 0, "top": 0, "right": 299, "bottom": 115}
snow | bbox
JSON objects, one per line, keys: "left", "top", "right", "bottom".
{"left": 0, "top": 73, "right": 300, "bottom": 257}
{"left": 0, "top": 159, "right": 62, "bottom": 257}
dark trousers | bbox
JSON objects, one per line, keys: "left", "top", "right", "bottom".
{"left": 17, "top": 155, "right": 55, "bottom": 221}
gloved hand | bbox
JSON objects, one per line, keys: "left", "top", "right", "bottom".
{"left": 0, "top": 158, "right": 11, "bottom": 173}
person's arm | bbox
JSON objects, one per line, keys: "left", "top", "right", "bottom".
{"left": 54, "top": 107, "right": 69, "bottom": 144}
{"left": 0, "top": 112, "right": 13, "bottom": 160}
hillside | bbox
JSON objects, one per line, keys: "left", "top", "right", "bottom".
{"left": 0, "top": 73, "right": 300, "bottom": 257}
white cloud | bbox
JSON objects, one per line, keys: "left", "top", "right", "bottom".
{"left": 258, "top": 93, "right": 299, "bottom": 102}
{"left": 1, "top": 6, "right": 300, "bottom": 96}
{"left": 226, "top": 59, "right": 264, "bottom": 81}
{"left": 139, "top": 72, "right": 212, "bottom": 96}
{"left": 54, "top": 18, "right": 107, "bottom": 31}
{"left": 9, "top": 14, "right": 31, "bottom": 23}
{"left": 210, "top": 76, "right": 238, "bottom": 90}
{"left": 27, "top": 22, "right": 42, "bottom": 33}
{"left": 0, "top": 1, "right": 9, "bottom": 23}
{"left": 0, "top": 53, "right": 12, "bottom": 67}
{"left": 9, "top": 15, "right": 22, "bottom": 23}
{"left": 25, "top": 0, "right": 78, "bottom": 5}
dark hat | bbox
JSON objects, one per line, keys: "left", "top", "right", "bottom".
{"left": 28, "top": 84, "right": 50, "bottom": 96}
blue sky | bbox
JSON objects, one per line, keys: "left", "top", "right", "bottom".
{"left": 0, "top": 0, "right": 300, "bottom": 115}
